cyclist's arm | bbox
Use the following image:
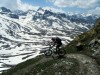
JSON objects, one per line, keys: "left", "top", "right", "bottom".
{"left": 48, "top": 41, "right": 55, "bottom": 48}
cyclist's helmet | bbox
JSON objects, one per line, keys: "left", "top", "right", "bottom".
{"left": 51, "top": 37, "right": 55, "bottom": 41}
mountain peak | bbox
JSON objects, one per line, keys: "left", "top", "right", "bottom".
{"left": 0, "top": 7, "right": 11, "bottom": 13}
{"left": 37, "top": 7, "right": 45, "bottom": 14}
{"left": 37, "top": 7, "right": 44, "bottom": 11}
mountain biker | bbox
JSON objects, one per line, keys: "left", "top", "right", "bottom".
{"left": 51, "top": 37, "right": 62, "bottom": 53}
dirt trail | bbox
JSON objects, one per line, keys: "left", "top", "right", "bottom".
{"left": 67, "top": 54, "right": 100, "bottom": 75}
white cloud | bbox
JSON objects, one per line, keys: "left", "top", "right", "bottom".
{"left": 0, "top": 0, "right": 100, "bottom": 15}
{"left": 0, "top": 0, "right": 18, "bottom": 10}
{"left": 47, "top": 0, "right": 100, "bottom": 8}
{"left": 88, "top": 7, "right": 100, "bottom": 15}
{"left": 17, "top": 0, "right": 39, "bottom": 11}
{"left": 0, "top": 0, "right": 39, "bottom": 11}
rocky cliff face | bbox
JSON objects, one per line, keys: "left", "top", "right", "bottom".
{"left": 66, "top": 17, "right": 100, "bottom": 65}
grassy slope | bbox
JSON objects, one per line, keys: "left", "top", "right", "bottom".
{"left": 1, "top": 55, "right": 79, "bottom": 75}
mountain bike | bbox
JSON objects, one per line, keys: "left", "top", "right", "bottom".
{"left": 44, "top": 44, "right": 66, "bottom": 57}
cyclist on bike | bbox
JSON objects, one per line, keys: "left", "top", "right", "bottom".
{"left": 51, "top": 37, "right": 62, "bottom": 53}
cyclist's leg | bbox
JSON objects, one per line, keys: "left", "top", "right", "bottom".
{"left": 56, "top": 43, "right": 62, "bottom": 52}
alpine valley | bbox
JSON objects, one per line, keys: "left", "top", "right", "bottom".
{"left": 0, "top": 7, "right": 99, "bottom": 73}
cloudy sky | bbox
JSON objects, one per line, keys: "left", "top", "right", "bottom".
{"left": 0, "top": 0, "right": 100, "bottom": 15}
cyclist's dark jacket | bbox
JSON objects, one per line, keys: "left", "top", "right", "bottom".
{"left": 52, "top": 37, "right": 62, "bottom": 48}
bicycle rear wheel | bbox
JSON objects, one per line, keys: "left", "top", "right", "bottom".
{"left": 44, "top": 50, "right": 52, "bottom": 56}
{"left": 58, "top": 49, "right": 66, "bottom": 57}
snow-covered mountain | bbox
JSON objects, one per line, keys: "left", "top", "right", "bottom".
{"left": 0, "top": 7, "right": 99, "bottom": 73}
{"left": 15, "top": 7, "right": 98, "bottom": 37}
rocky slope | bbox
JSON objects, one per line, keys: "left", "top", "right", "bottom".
{"left": 65, "top": 17, "right": 100, "bottom": 74}
{"left": 65, "top": 17, "right": 100, "bottom": 62}
{"left": 1, "top": 53, "right": 100, "bottom": 75}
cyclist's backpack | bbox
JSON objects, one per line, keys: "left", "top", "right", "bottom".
{"left": 55, "top": 37, "right": 61, "bottom": 43}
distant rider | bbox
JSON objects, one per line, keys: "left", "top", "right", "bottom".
{"left": 51, "top": 37, "right": 62, "bottom": 53}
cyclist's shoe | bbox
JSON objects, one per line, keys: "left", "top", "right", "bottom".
{"left": 54, "top": 50, "right": 60, "bottom": 54}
